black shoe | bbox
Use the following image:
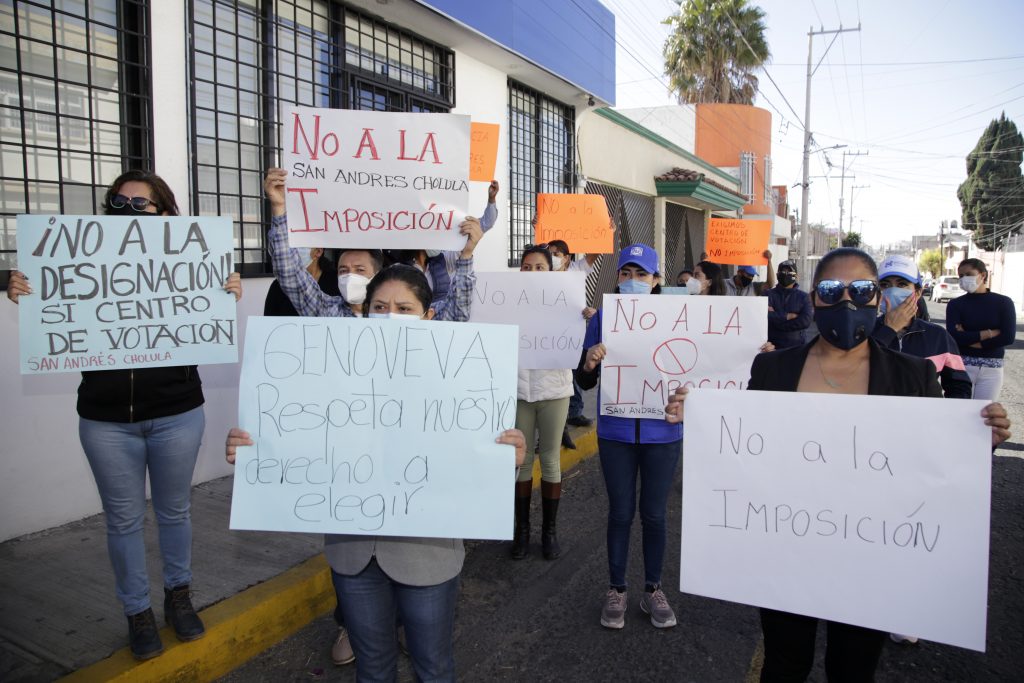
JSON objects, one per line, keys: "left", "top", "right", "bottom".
{"left": 511, "top": 490, "right": 531, "bottom": 560}
{"left": 541, "top": 494, "right": 562, "bottom": 560}
{"left": 566, "top": 415, "right": 593, "bottom": 427}
{"left": 561, "top": 429, "right": 576, "bottom": 450}
{"left": 127, "top": 608, "right": 164, "bottom": 660}
{"left": 164, "top": 585, "right": 206, "bottom": 642}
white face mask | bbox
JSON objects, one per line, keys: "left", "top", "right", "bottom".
{"left": 551, "top": 255, "right": 564, "bottom": 271}
{"left": 686, "top": 278, "right": 702, "bottom": 295}
{"left": 424, "top": 249, "right": 442, "bottom": 259}
{"left": 959, "top": 275, "right": 980, "bottom": 293}
{"left": 337, "top": 273, "right": 370, "bottom": 305}
{"left": 368, "top": 312, "right": 423, "bottom": 320}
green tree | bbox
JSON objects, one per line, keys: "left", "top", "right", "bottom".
{"left": 841, "top": 231, "right": 861, "bottom": 248}
{"left": 662, "top": 0, "right": 770, "bottom": 104}
{"left": 919, "top": 249, "right": 943, "bottom": 279}
{"left": 957, "top": 113, "right": 1024, "bottom": 250}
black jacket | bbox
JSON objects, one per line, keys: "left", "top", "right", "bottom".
{"left": 77, "top": 366, "right": 204, "bottom": 423}
{"left": 748, "top": 337, "right": 943, "bottom": 398}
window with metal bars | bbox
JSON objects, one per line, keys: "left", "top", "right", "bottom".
{"left": 0, "top": 0, "right": 152, "bottom": 287}
{"left": 188, "top": 0, "right": 454, "bottom": 276}
{"left": 507, "top": 80, "right": 574, "bottom": 267}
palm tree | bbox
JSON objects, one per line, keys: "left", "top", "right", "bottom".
{"left": 663, "top": 0, "right": 770, "bottom": 104}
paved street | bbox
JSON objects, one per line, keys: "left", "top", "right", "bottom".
{"left": 222, "top": 301, "right": 1024, "bottom": 682}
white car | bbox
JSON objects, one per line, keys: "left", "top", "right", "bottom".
{"left": 930, "top": 275, "right": 965, "bottom": 303}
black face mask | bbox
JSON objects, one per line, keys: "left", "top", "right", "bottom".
{"left": 106, "top": 203, "right": 142, "bottom": 216}
{"left": 814, "top": 300, "right": 877, "bottom": 350}
{"left": 778, "top": 271, "right": 796, "bottom": 286}
{"left": 738, "top": 275, "right": 754, "bottom": 287}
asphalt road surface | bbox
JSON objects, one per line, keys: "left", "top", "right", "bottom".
{"left": 222, "top": 301, "right": 1024, "bottom": 682}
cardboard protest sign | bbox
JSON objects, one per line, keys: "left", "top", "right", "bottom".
{"left": 599, "top": 294, "right": 766, "bottom": 417}
{"left": 469, "top": 122, "right": 500, "bottom": 182}
{"left": 230, "top": 316, "right": 519, "bottom": 539}
{"left": 706, "top": 218, "right": 771, "bottom": 265}
{"left": 16, "top": 215, "right": 237, "bottom": 374}
{"left": 284, "top": 107, "right": 470, "bottom": 250}
{"left": 469, "top": 272, "right": 587, "bottom": 369}
{"left": 681, "top": 389, "right": 991, "bottom": 651}
{"left": 535, "top": 193, "right": 614, "bottom": 253}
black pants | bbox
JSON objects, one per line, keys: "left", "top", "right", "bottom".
{"left": 760, "top": 609, "right": 886, "bottom": 683}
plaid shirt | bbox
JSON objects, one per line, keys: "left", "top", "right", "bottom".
{"left": 268, "top": 213, "right": 475, "bottom": 322}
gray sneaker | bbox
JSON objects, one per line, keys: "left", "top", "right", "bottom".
{"left": 600, "top": 589, "right": 627, "bottom": 629}
{"left": 640, "top": 588, "right": 677, "bottom": 628}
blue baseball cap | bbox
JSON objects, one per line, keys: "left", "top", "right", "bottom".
{"left": 617, "top": 243, "right": 659, "bottom": 274}
{"left": 737, "top": 265, "right": 757, "bottom": 276}
{"left": 878, "top": 254, "right": 920, "bottom": 284}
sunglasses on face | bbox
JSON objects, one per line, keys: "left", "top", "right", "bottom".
{"left": 109, "top": 194, "right": 159, "bottom": 212}
{"left": 815, "top": 279, "right": 879, "bottom": 306}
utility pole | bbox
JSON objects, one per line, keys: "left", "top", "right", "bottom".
{"left": 939, "top": 220, "right": 947, "bottom": 276}
{"left": 799, "top": 23, "right": 861, "bottom": 286}
{"left": 838, "top": 150, "right": 867, "bottom": 241}
{"left": 848, "top": 184, "right": 869, "bottom": 242}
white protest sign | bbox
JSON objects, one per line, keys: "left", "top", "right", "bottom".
{"left": 284, "top": 107, "right": 470, "bottom": 250}
{"left": 469, "top": 271, "right": 587, "bottom": 369}
{"left": 599, "top": 294, "right": 767, "bottom": 418}
{"left": 230, "top": 316, "right": 518, "bottom": 539}
{"left": 681, "top": 389, "right": 991, "bottom": 651}
{"left": 16, "top": 215, "right": 237, "bottom": 374}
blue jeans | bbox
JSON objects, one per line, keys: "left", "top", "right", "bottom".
{"left": 332, "top": 559, "right": 459, "bottom": 682}
{"left": 79, "top": 406, "right": 204, "bottom": 616}
{"left": 598, "top": 438, "right": 681, "bottom": 589}
{"left": 567, "top": 374, "right": 584, "bottom": 419}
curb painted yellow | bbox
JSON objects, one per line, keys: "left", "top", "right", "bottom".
{"left": 61, "top": 555, "right": 334, "bottom": 683}
{"left": 63, "top": 427, "right": 600, "bottom": 682}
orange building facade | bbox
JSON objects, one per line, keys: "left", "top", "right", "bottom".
{"left": 694, "top": 103, "right": 774, "bottom": 217}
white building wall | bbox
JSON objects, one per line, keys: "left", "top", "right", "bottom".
{"left": 614, "top": 105, "right": 696, "bottom": 153}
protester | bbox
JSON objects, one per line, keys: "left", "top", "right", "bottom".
{"left": 945, "top": 258, "right": 1017, "bottom": 401}
{"left": 6, "top": 170, "right": 242, "bottom": 661}
{"left": 766, "top": 259, "right": 813, "bottom": 349}
{"left": 676, "top": 269, "right": 693, "bottom": 287}
{"left": 576, "top": 244, "right": 682, "bottom": 631}
{"left": 547, "top": 239, "right": 599, "bottom": 444}
{"left": 873, "top": 255, "right": 971, "bottom": 401}
{"left": 665, "top": 247, "right": 1012, "bottom": 682}
{"left": 724, "top": 250, "right": 775, "bottom": 296}
{"left": 693, "top": 260, "right": 728, "bottom": 296}
{"left": 263, "top": 247, "right": 339, "bottom": 315}
{"left": 510, "top": 244, "right": 587, "bottom": 560}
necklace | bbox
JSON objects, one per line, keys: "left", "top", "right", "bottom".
{"left": 814, "top": 350, "right": 864, "bottom": 389}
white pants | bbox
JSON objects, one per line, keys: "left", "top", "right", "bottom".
{"left": 965, "top": 364, "right": 1004, "bottom": 401}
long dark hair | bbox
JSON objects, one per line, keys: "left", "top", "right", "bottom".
{"left": 364, "top": 264, "right": 433, "bottom": 313}
{"left": 696, "top": 260, "right": 727, "bottom": 296}
{"left": 104, "top": 170, "right": 180, "bottom": 216}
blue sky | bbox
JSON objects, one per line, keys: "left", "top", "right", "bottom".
{"left": 600, "top": 0, "right": 1024, "bottom": 248}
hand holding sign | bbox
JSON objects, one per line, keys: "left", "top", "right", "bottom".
{"left": 706, "top": 218, "right": 771, "bottom": 265}
{"left": 535, "top": 194, "right": 614, "bottom": 254}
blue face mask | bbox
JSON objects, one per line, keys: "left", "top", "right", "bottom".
{"left": 619, "top": 278, "right": 653, "bottom": 295}
{"left": 879, "top": 287, "right": 914, "bottom": 315}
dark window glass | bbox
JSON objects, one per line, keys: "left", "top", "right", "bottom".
{"left": 507, "top": 80, "right": 574, "bottom": 267}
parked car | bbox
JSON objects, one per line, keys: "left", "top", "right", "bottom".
{"left": 921, "top": 279, "right": 934, "bottom": 298}
{"left": 930, "top": 275, "right": 964, "bottom": 303}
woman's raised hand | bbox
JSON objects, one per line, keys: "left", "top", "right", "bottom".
{"left": 6, "top": 270, "right": 30, "bottom": 304}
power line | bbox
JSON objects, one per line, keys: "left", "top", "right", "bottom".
{"left": 768, "top": 54, "right": 1024, "bottom": 66}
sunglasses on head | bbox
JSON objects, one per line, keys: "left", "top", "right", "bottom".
{"left": 815, "top": 279, "right": 879, "bottom": 306}
{"left": 109, "top": 194, "right": 159, "bottom": 212}
{"left": 523, "top": 243, "right": 549, "bottom": 250}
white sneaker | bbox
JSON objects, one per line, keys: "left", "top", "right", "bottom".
{"left": 889, "top": 633, "right": 919, "bottom": 645}
{"left": 331, "top": 627, "right": 355, "bottom": 665}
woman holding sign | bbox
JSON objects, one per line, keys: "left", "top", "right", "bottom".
{"left": 7, "top": 170, "right": 243, "bottom": 661}
{"left": 576, "top": 244, "right": 683, "bottom": 631}
{"left": 665, "top": 247, "right": 1012, "bottom": 682}
{"left": 509, "top": 244, "right": 586, "bottom": 561}
{"left": 693, "top": 260, "right": 728, "bottom": 296}
{"left": 226, "top": 264, "right": 525, "bottom": 683}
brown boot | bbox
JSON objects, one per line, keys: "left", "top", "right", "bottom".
{"left": 510, "top": 480, "right": 532, "bottom": 559}
{"left": 541, "top": 481, "right": 562, "bottom": 560}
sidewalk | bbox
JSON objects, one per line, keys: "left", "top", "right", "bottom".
{"left": 0, "top": 398, "right": 599, "bottom": 682}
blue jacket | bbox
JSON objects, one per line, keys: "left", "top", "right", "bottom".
{"left": 765, "top": 284, "right": 812, "bottom": 349}
{"left": 870, "top": 318, "right": 972, "bottom": 399}
{"left": 576, "top": 310, "right": 683, "bottom": 444}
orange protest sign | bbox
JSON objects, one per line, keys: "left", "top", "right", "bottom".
{"left": 469, "top": 122, "right": 500, "bottom": 182}
{"left": 705, "top": 218, "right": 771, "bottom": 265}
{"left": 535, "top": 193, "right": 614, "bottom": 254}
